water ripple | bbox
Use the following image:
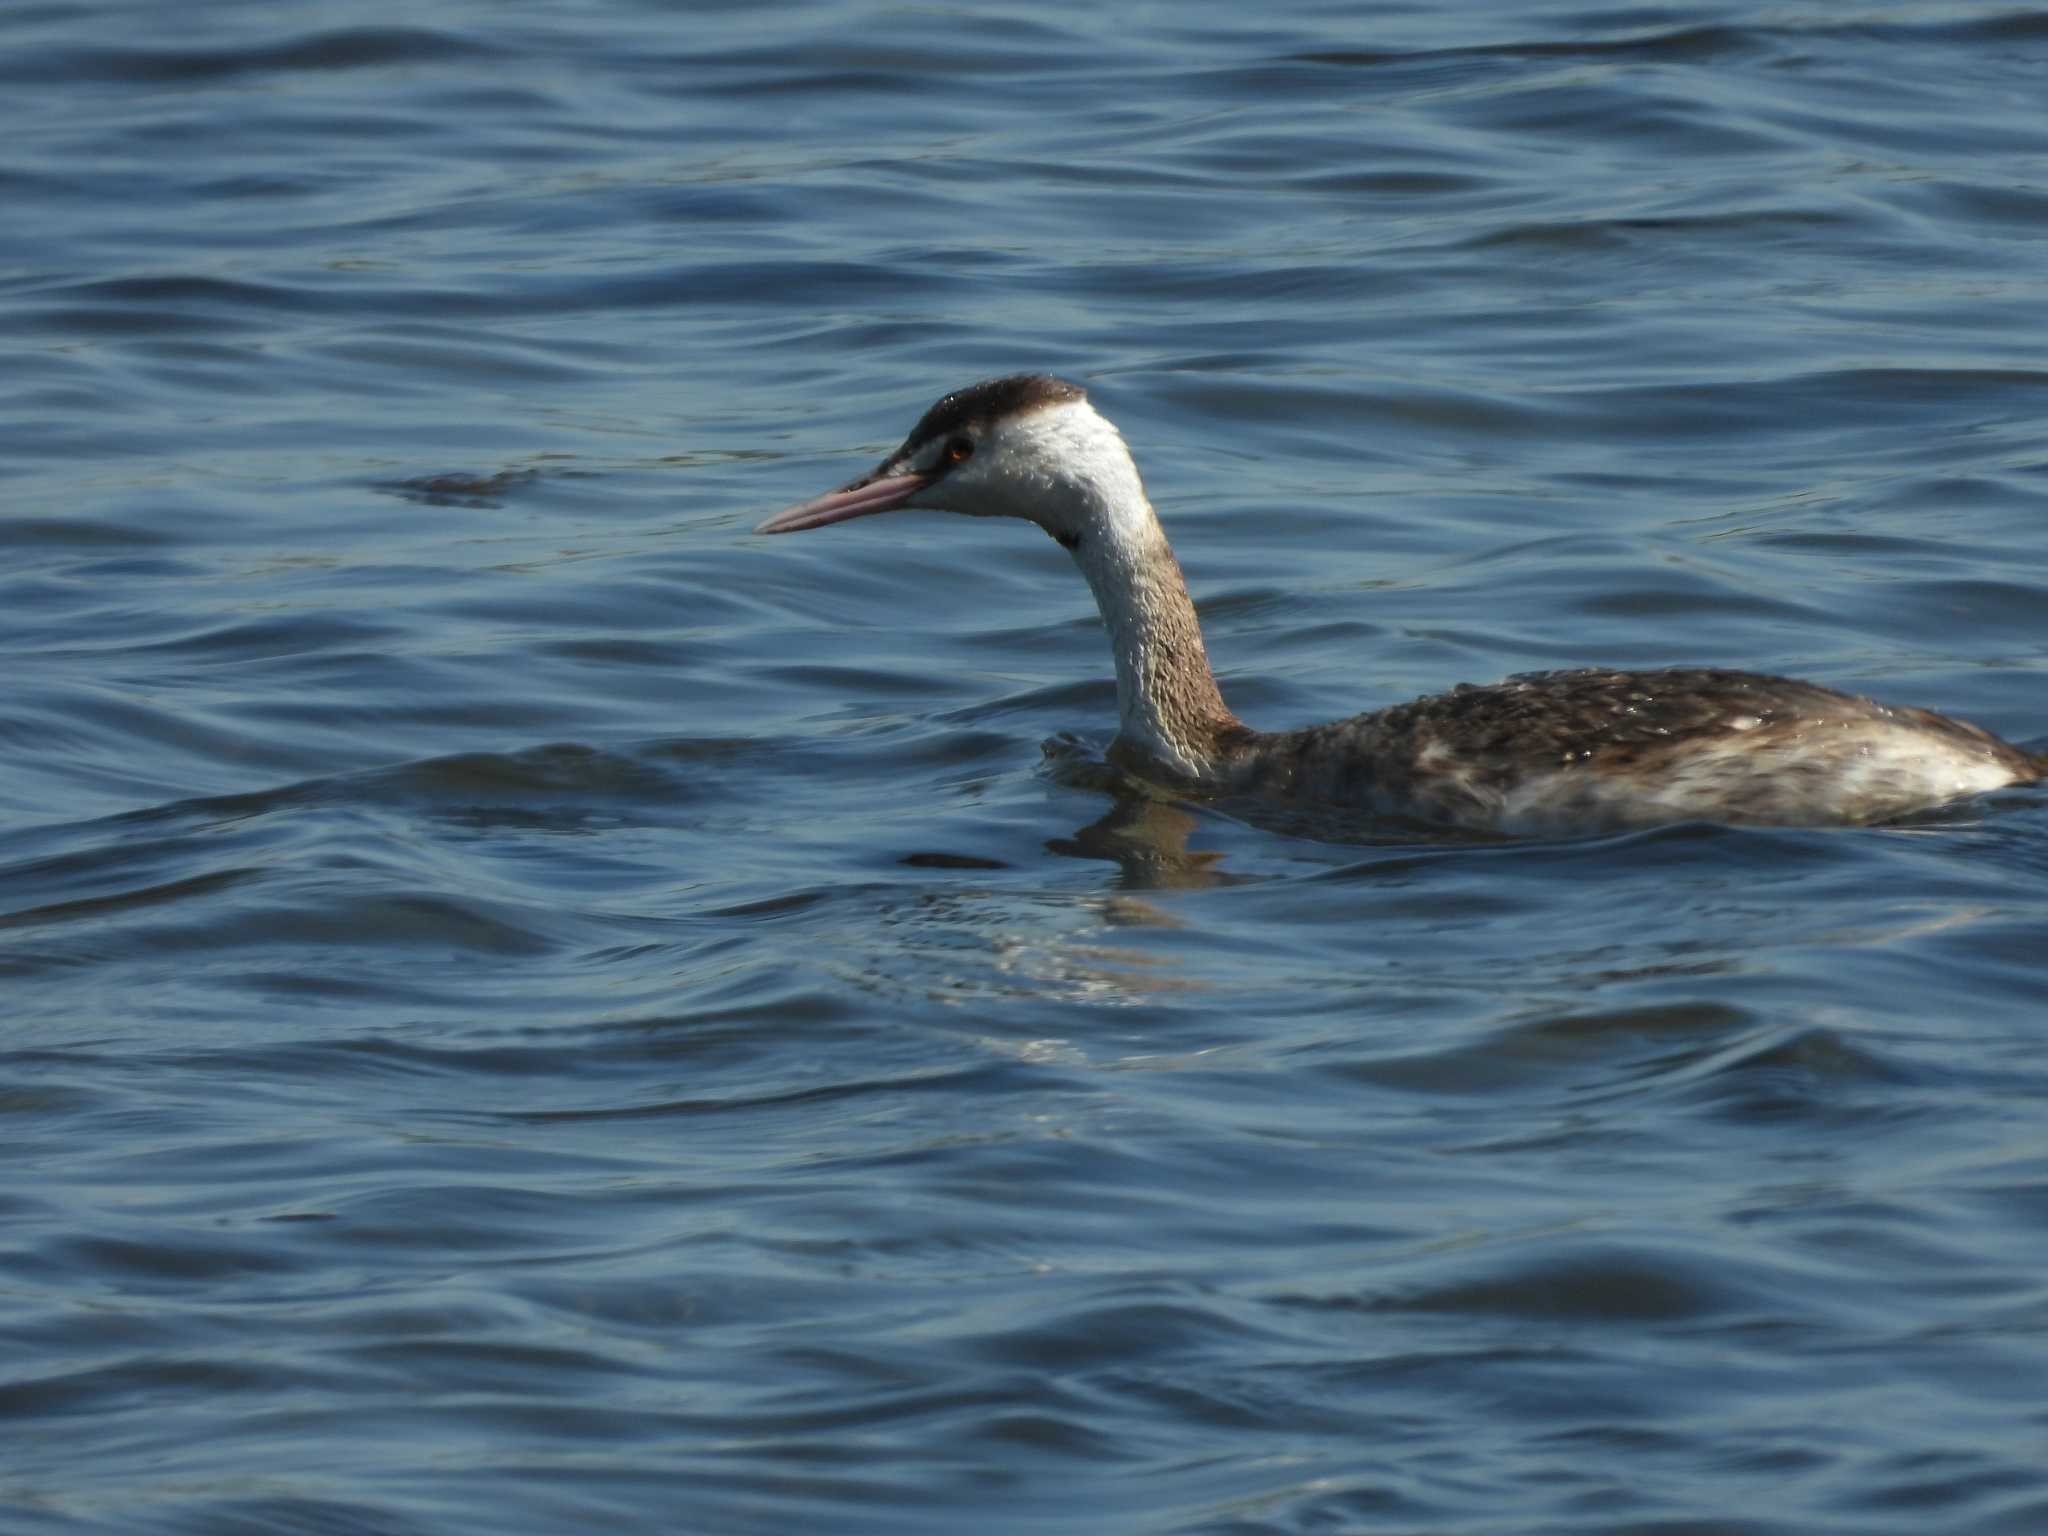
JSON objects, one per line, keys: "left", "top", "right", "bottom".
{"left": 6, "top": 1, "right": 2048, "bottom": 1531}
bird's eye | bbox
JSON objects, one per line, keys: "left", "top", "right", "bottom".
{"left": 945, "top": 436, "right": 974, "bottom": 464}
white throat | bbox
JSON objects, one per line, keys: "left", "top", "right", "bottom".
{"left": 979, "top": 402, "right": 1235, "bottom": 777}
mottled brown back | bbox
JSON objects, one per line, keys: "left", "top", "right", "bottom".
{"left": 1221, "top": 668, "right": 2040, "bottom": 830}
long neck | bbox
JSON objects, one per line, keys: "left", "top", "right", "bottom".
{"left": 1063, "top": 463, "right": 1239, "bottom": 779}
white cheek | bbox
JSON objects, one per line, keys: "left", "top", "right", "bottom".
{"left": 949, "top": 444, "right": 1042, "bottom": 519}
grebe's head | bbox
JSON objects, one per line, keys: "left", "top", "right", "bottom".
{"left": 755, "top": 374, "right": 1145, "bottom": 548}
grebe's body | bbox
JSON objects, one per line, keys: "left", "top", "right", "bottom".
{"left": 757, "top": 375, "right": 2038, "bottom": 835}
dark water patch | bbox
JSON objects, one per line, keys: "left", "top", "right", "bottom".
{"left": 497, "top": 1058, "right": 1018, "bottom": 1127}
{"left": 1251, "top": 167, "right": 1495, "bottom": 198}
{"left": 1334, "top": 1002, "right": 1756, "bottom": 1097}
{"left": 1877, "top": 578, "right": 2048, "bottom": 645}
{"left": 1674, "top": 1026, "right": 1929, "bottom": 1125}
{"left": 127, "top": 613, "right": 404, "bottom": 663}
{"left": 0, "top": 517, "right": 178, "bottom": 550}
{"left": 1290, "top": 23, "right": 1768, "bottom": 70}
{"left": 1555, "top": 369, "right": 2048, "bottom": 445}
{"left": 902, "top": 850, "right": 1010, "bottom": 870}
{"left": 2, "top": 27, "right": 497, "bottom": 87}
{"left": 1450, "top": 79, "right": 1790, "bottom": 156}
{"left": 50, "top": 1229, "right": 312, "bottom": 1291}
{"left": 1464, "top": 205, "right": 1866, "bottom": 257}
{"left": 380, "top": 467, "right": 542, "bottom": 507}
{"left": 1147, "top": 372, "right": 1545, "bottom": 456}
{"left": 20, "top": 275, "right": 350, "bottom": 340}
{"left": 966, "top": 1296, "right": 1288, "bottom": 1375}
{"left": 158, "top": 1497, "right": 444, "bottom": 1536}
{"left": 0, "top": 1354, "right": 329, "bottom": 1432}
{"left": 1896, "top": 178, "right": 2048, "bottom": 236}
{"left": 362, "top": 744, "right": 692, "bottom": 805}
{"left": 1337, "top": 1237, "right": 1794, "bottom": 1326}
{"left": 0, "top": 866, "right": 262, "bottom": 936}
{"left": 319, "top": 332, "right": 601, "bottom": 389}
{"left": 221, "top": 890, "right": 562, "bottom": 957}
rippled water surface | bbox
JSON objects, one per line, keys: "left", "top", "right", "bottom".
{"left": 8, "top": 2, "right": 2048, "bottom": 1532}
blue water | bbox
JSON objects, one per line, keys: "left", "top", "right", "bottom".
{"left": 6, "top": 2, "right": 2048, "bottom": 1532}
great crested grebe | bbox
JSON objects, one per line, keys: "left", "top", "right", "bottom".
{"left": 756, "top": 374, "right": 2039, "bottom": 834}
